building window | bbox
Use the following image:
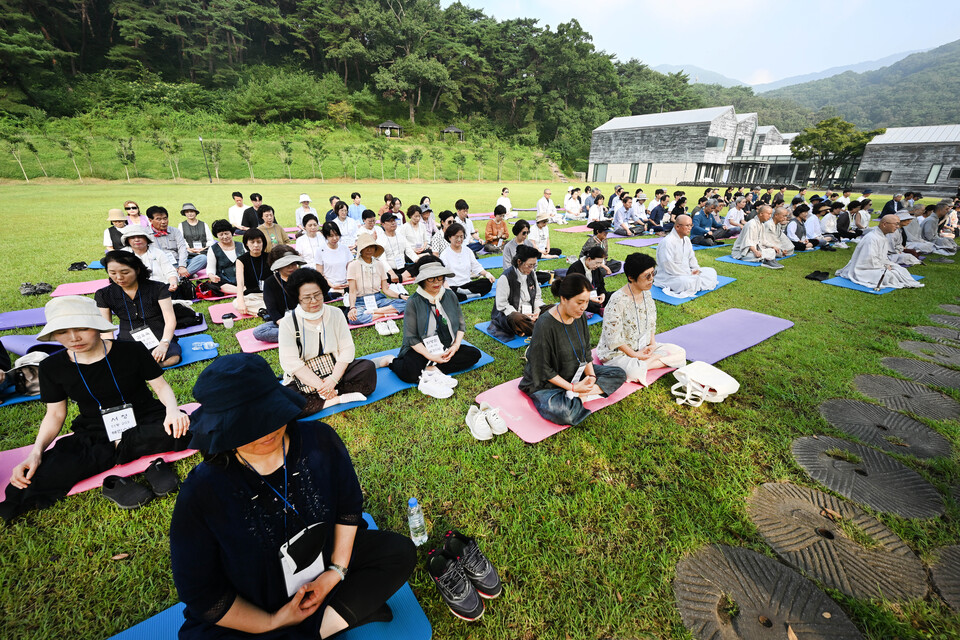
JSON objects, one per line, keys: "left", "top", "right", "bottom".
{"left": 645, "top": 163, "right": 653, "bottom": 183}
{"left": 736, "top": 139, "right": 745, "bottom": 155}
{"left": 592, "top": 163, "right": 607, "bottom": 182}
{"left": 629, "top": 163, "right": 639, "bottom": 183}
{"left": 857, "top": 170, "right": 892, "bottom": 183}
{"left": 706, "top": 136, "right": 726, "bottom": 150}
{"left": 949, "top": 168, "right": 960, "bottom": 180}
{"left": 926, "top": 164, "right": 943, "bottom": 184}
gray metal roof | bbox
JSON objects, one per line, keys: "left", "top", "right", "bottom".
{"left": 867, "top": 125, "right": 960, "bottom": 145}
{"left": 757, "top": 125, "right": 780, "bottom": 135}
{"left": 593, "top": 106, "right": 734, "bottom": 133}
{"left": 736, "top": 112, "right": 758, "bottom": 122}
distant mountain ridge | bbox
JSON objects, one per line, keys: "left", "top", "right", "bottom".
{"left": 651, "top": 64, "right": 746, "bottom": 88}
{"left": 752, "top": 48, "right": 926, "bottom": 92}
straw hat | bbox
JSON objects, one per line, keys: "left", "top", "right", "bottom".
{"left": 107, "top": 208, "right": 126, "bottom": 222}
{"left": 414, "top": 262, "right": 455, "bottom": 284}
{"left": 270, "top": 254, "right": 307, "bottom": 271}
{"left": 120, "top": 225, "right": 154, "bottom": 246}
{"left": 36, "top": 296, "right": 117, "bottom": 342}
{"left": 535, "top": 211, "right": 551, "bottom": 223}
{"left": 356, "top": 234, "right": 384, "bottom": 258}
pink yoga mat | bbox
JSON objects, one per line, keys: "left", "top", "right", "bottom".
{"left": 208, "top": 302, "right": 255, "bottom": 324}
{"left": 235, "top": 327, "right": 277, "bottom": 353}
{"left": 51, "top": 279, "right": 110, "bottom": 297}
{"left": 0, "top": 403, "right": 199, "bottom": 496}
{"left": 555, "top": 225, "right": 592, "bottom": 233}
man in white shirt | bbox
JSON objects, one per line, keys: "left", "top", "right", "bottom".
{"left": 836, "top": 215, "right": 923, "bottom": 289}
{"left": 537, "top": 188, "right": 562, "bottom": 224}
{"left": 764, "top": 207, "right": 794, "bottom": 258}
{"left": 724, "top": 197, "right": 747, "bottom": 231}
{"left": 653, "top": 215, "right": 719, "bottom": 297}
{"left": 377, "top": 212, "right": 411, "bottom": 283}
{"left": 454, "top": 198, "right": 482, "bottom": 252}
{"left": 837, "top": 188, "right": 852, "bottom": 207}
{"left": 730, "top": 205, "right": 783, "bottom": 269}
{"left": 227, "top": 191, "right": 246, "bottom": 231}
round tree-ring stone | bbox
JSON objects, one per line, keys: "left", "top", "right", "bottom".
{"left": 747, "top": 483, "right": 927, "bottom": 601}
{"left": 674, "top": 544, "right": 863, "bottom": 639}
{"left": 791, "top": 436, "right": 945, "bottom": 518}
{"left": 819, "top": 398, "right": 953, "bottom": 459}
{"left": 931, "top": 546, "right": 960, "bottom": 611}
{"left": 882, "top": 357, "right": 960, "bottom": 392}
{"left": 912, "top": 326, "right": 960, "bottom": 347}
{"left": 930, "top": 314, "right": 960, "bottom": 331}
{"left": 939, "top": 304, "right": 960, "bottom": 315}
{"left": 853, "top": 374, "right": 960, "bottom": 421}
{"left": 898, "top": 341, "right": 960, "bottom": 368}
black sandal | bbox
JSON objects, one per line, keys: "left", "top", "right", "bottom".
{"left": 143, "top": 458, "right": 180, "bottom": 497}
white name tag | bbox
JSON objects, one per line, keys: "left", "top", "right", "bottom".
{"left": 423, "top": 335, "right": 445, "bottom": 354}
{"left": 362, "top": 294, "right": 378, "bottom": 311}
{"left": 191, "top": 241, "right": 203, "bottom": 249}
{"left": 520, "top": 303, "right": 533, "bottom": 315}
{"left": 571, "top": 362, "right": 587, "bottom": 386}
{"left": 394, "top": 255, "right": 404, "bottom": 269}
{"left": 102, "top": 404, "right": 137, "bottom": 442}
{"left": 131, "top": 326, "right": 160, "bottom": 349}
{"left": 258, "top": 280, "right": 265, "bottom": 291}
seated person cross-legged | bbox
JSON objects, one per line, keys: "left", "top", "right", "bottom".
{"left": 653, "top": 215, "right": 718, "bottom": 298}
{"left": 490, "top": 244, "right": 550, "bottom": 339}
{"left": 234, "top": 229, "right": 270, "bottom": 317}
{"left": 597, "top": 253, "right": 686, "bottom": 383}
{"left": 95, "top": 251, "right": 182, "bottom": 367}
{"left": 388, "top": 263, "right": 482, "bottom": 399}
{"left": 279, "top": 268, "right": 379, "bottom": 416}
{"left": 580, "top": 221, "right": 621, "bottom": 275}
{"left": 519, "top": 274, "right": 627, "bottom": 426}
{"left": 104, "top": 208, "right": 129, "bottom": 252}
{"left": 253, "top": 247, "right": 305, "bottom": 344}
{"left": 440, "top": 223, "right": 495, "bottom": 301}
{"left": 171, "top": 353, "right": 416, "bottom": 640}
{"left": 565, "top": 246, "right": 607, "bottom": 315}
{"left": 206, "top": 218, "right": 247, "bottom": 295}
{"left": 0, "top": 296, "right": 191, "bottom": 523}
{"left": 347, "top": 235, "right": 409, "bottom": 326}
{"left": 502, "top": 220, "right": 549, "bottom": 285}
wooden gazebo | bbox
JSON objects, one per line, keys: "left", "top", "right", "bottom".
{"left": 442, "top": 126, "right": 464, "bottom": 142}
{"left": 377, "top": 121, "right": 403, "bottom": 138}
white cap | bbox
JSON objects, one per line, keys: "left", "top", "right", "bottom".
{"left": 299, "top": 193, "right": 311, "bottom": 203}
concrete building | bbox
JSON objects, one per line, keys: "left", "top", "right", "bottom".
{"left": 853, "top": 125, "right": 960, "bottom": 197}
{"left": 755, "top": 125, "right": 783, "bottom": 149}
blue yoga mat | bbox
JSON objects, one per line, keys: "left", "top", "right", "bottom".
{"left": 651, "top": 275, "right": 737, "bottom": 306}
{"left": 107, "top": 513, "right": 432, "bottom": 640}
{"left": 822, "top": 274, "right": 924, "bottom": 295}
{"left": 474, "top": 313, "right": 602, "bottom": 348}
{"left": 476, "top": 253, "right": 565, "bottom": 270}
{"left": 715, "top": 254, "right": 796, "bottom": 267}
{"left": 302, "top": 341, "right": 494, "bottom": 421}
{"left": 0, "top": 386, "right": 39, "bottom": 409}
{"left": 88, "top": 260, "right": 105, "bottom": 269}
{"left": 165, "top": 334, "right": 219, "bottom": 370}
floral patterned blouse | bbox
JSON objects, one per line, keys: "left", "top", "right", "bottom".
{"left": 597, "top": 286, "right": 656, "bottom": 362}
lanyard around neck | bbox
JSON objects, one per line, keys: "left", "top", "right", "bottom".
{"left": 237, "top": 437, "right": 301, "bottom": 535}
{"left": 120, "top": 286, "right": 146, "bottom": 326}
{"left": 72, "top": 340, "right": 126, "bottom": 408}
{"left": 558, "top": 312, "right": 585, "bottom": 362}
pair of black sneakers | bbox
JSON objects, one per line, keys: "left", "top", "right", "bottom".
{"left": 19, "top": 282, "right": 52, "bottom": 296}
{"left": 427, "top": 529, "right": 502, "bottom": 621}
{"left": 101, "top": 458, "right": 179, "bottom": 509}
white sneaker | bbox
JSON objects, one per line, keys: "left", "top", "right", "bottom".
{"left": 836, "top": 242, "right": 849, "bottom": 249}
{"left": 465, "top": 405, "right": 493, "bottom": 440}
{"left": 375, "top": 321, "right": 391, "bottom": 335}
{"left": 424, "top": 368, "right": 458, "bottom": 388}
{"left": 386, "top": 319, "right": 400, "bottom": 334}
{"left": 419, "top": 373, "right": 454, "bottom": 399}
{"left": 479, "top": 402, "right": 508, "bottom": 435}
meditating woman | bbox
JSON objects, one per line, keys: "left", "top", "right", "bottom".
{"left": 401, "top": 205, "right": 430, "bottom": 262}
{"left": 234, "top": 229, "right": 270, "bottom": 317}
{"left": 347, "top": 235, "right": 408, "bottom": 326}
{"left": 597, "top": 253, "right": 686, "bottom": 383}
{"left": 503, "top": 220, "right": 551, "bottom": 285}
{"left": 427, "top": 210, "right": 456, "bottom": 256}
{"left": 279, "top": 269, "right": 379, "bottom": 415}
{"left": 96, "top": 251, "right": 181, "bottom": 367}
{"left": 317, "top": 221, "right": 353, "bottom": 295}
{"left": 530, "top": 213, "right": 563, "bottom": 258}
{"left": 179, "top": 203, "right": 215, "bottom": 275}
{"left": 389, "top": 197, "right": 405, "bottom": 223}
{"left": 104, "top": 208, "right": 128, "bottom": 252}
{"left": 121, "top": 225, "right": 178, "bottom": 291}
{"left": 206, "top": 219, "right": 247, "bottom": 295}
{"left": 123, "top": 200, "right": 150, "bottom": 227}
{"left": 295, "top": 214, "right": 324, "bottom": 271}
{"left": 332, "top": 200, "right": 359, "bottom": 251}
{"left": 0, "top": 296, "right": 190, "bottom": 522}
{"left": 420, "top": 204, "right": 438, "bottom": 240}
{"left": 257, "top": 205, "right": 289, "bottom": 253}
{"left": 389, "top": 263, "right": 482, "bottom": 398}
{"left": 440, "top": 223, "right": 495, "bottom": 301}
{"left": 519, "top": 274, "right": 626, "bottom": 426}
{"left": 170, "top": 353, "right": 415, "bottom": 640}
{"left": 253, "top": 247, "right": 305, "bottom": 344}
{"left": 580, "top": 221, "right": 621, "bottom": 274}
{"left": 587, "top": 194, "right": 606, "bottom": 223}
{"left": 483, "top": 206, "right": 509, "bottom": 253}
{"left": 565, "top": 246, "right": 608, "bottom": 315}
{"left": 489, "top": 244, "right": 546, "bottom": 340}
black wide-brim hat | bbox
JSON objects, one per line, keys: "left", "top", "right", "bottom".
{"left": 189, "top": 353, "right": 306, "bottom": 455}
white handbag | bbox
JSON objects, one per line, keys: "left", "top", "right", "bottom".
{"left": 670, "top": 361, "right": 740, "bottom": 407}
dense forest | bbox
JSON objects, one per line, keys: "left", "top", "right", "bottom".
{"left": 0, "top": 0, "right": 843, "bottom": 172}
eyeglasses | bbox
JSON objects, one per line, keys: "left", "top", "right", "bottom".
{"left": 424, "top": 276, "right": 445, "bottom": 284}
{"left": 125, "top": 206, "right": 138, "bottom": 210}
{"left": 299, "top": 293, "right": 325, "bottom": 303}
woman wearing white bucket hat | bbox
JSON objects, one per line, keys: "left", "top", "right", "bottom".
{"left": 0, "top": 296, "right": 191, "bottom": 522}
{"left": 295, "top": 193, "right": 317, "bottom": 231}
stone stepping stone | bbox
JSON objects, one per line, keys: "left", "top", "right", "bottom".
{"left": 898, "top": 341, "right": 960, "bottom": 368}
{"left": 930, "top": 314, "right": 960, "bottom": 331}
{"left": 791, "top": 435, "right": 945, "bottom": 519}
{"left": 882, "top": 357, "right": 960, "bottom": 392}
{"left": 911, "top": 325, "right": 960, "bottom": 347}
{"left": 854, "top": 374, "right": 960, "bottom": 421}
{"left": 673, "top": 544, "right": 862, "bottom": 640}
{"left": 939, "top": 304, "right": 960, "bottom": 315}
{"left": 819, "top": 398, "right": 952, "bottom": 459}
{"left": 931, "top": 546, "right": 960, "bottom": 611}
{"left": 747, "top": 483, "right": 927, "bottom": 601}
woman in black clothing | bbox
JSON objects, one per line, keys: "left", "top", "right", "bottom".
{"left": 565, "top": 246, "right": 607, "bottom": 315}
{"left": 234, "top": 228, "right": 270, "bottom": 317}
{"left": 95, "top": 251, "right": 181, "bottom": 367}
{"left": 253, "top": 246, "right": 304, "bottom": 344}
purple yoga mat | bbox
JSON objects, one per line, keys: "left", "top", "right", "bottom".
{"left": 0, "top": 307, "right": 46, "bottom": 331}
{"left": 657, "top": 308, "right": 794, "bottom": 363}
{"left": 615, "top": 237, "right": 662, "bottom": 248}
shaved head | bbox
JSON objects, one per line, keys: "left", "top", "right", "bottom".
{"left": 674, "top": 214, "right": 693, "bottom": 238}
{"left": 879, "top": 214, "right": 900, "bottom": 234}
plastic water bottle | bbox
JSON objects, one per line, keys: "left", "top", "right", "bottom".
{"left": 407, "top": 497, "right": 428, "bottom": 546}
{"left": 191, "top": 341, "right": 219, "bottom": 351}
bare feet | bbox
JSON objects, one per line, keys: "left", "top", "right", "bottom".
{"left": 324, "top": 392, "right": 367, "bottom": 407}
{"left": 376, "top": 355, "right": 395, "bottom": 368}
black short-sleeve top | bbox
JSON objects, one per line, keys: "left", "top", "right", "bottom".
{"left": 94, "top": 280, "right": 171, "bottom": 343}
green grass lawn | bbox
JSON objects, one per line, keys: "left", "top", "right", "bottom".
{"left": 0, "top": 182, "right": 958, "bottom": 639}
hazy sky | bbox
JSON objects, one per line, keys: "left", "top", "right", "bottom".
{"left": 462, "top": 0, "right": 959, "bottom": 84}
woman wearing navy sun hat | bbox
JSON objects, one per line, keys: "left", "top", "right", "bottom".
{"left": 170, "top": 353, "right": 414, "bottom": 639}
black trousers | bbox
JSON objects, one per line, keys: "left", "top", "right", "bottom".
{"left": 326, "top": 529, "right": 416, "bottom": 628}
{"left": 452, "top": 278, "right": 492, "bottom": 301}
{"left": 389, "top": 343, "right": 482, "bottom": 383}
{"left": 0, "top": 405, "right": 191, "bottom": 521}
